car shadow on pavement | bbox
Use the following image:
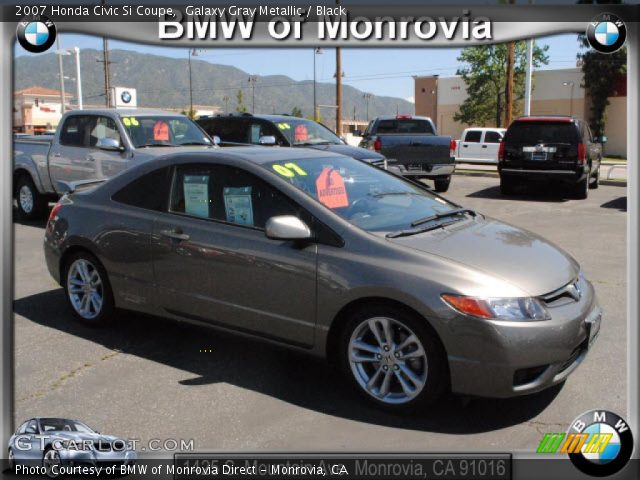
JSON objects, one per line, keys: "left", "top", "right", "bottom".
{"left": 600, "top": 197, "right": 627, "bottom": 212}
{"left": 466, "top": 185, "right": 572, "bottom": 203}
{"left": 15, "top": 289, "right": 563, "bottom": 435}
{"left": 12, "top": 207, "right": 48, "bottom": 229}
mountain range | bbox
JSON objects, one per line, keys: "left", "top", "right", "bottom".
{"left": 15, "top": 49, "right": 414, "bottom": 122}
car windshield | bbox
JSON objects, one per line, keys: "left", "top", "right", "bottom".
{"left": 261, "top": 156, "right": 458, "bottom": 232}
{"left": 274, "top": 119, "right": 342, "bottom": 146}
{"left": 121, "top": 115, "right": 212, "bottom": 148}
{"left": 39, "top": 418, "right": 94, "bottom": 433}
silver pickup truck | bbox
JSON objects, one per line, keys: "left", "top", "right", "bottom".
{"left": 14, "top": 109, "right": 215, "bottom": 219}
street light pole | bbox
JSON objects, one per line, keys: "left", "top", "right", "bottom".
{"left": 248, "top": 75, "right": 258, "bottom": 113}
{"left": 188, "top": 49, "right": 194, "bottom": 116}
{"left": 56, "top": 36, "right": 66, "bottom": 113}
{"left": 73, "top": 47, "right": 82, "bottom": 109}
{"left": 563, "top": 81, "right": 575, "bottom": 117}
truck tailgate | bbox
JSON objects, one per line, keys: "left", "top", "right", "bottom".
{"left": 379, "top": 135, "right": 451, "bottom": 167}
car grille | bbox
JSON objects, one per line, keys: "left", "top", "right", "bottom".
{"left": 540, "top": 278, "right": 581, "bottom": 307}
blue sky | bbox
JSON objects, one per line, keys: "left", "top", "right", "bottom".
{"left": 16, "top": 33, "right": 582, "bottom": 102}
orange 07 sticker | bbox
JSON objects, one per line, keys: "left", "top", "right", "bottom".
{"left": 316, "top": 167, "right": 349, "bottom": 209}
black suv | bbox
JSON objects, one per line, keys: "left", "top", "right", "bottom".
{"left": 498, "top": 116, "right": 604, "bottom": 199}
{"left": 197, "top": 113, "right": 386, "bottom": 167}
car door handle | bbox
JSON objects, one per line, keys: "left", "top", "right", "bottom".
{"left": 481, "top": 145, "right": 488, "bottom": 148}
{"left": 462, "top": 144, "right": 468, "bottom": 147}
{"left": 160, "top": 229, "right": 190, "bottom": 241}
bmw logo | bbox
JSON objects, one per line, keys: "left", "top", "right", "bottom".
{"left": 568, "top": 410, "right": 634, "bottom": 476}
{"left": 121, "top": 91, "right": 132, "bottom": 104}
{"left": 586, "top": 14, "right": 627, "bottom": 54}
{"left": 16, "top": 16, "right": 56, "bottom": 53}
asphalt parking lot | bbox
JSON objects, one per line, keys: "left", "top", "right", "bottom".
{"left": 13, "top": 174, "right": 627, "bottom": 454}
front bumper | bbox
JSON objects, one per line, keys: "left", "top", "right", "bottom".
{"left": 445, "top": 276, "right": 601, "bottom": 398}
{"left": 387, "top": 162, "right": 455, "bottom": 177}
{"left": 59, "top": 448, "right": 137, "bottom": 466}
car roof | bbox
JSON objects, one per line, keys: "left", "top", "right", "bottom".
{"left": 465, "top": 127, "right": 506, "bottom": 131}
{"left": 66, "top": 108, "right": 186, "bottom": 118}
{"left": 514, "top": 116, "right": 576, "bottom": 123}
{"left": 157, "top": 146, "right": 345, "bottom": 165}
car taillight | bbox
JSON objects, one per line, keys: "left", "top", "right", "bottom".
{"left": 577, "top": 143, "right": 586, "bottom": 163}
{"left": 498, "top": 141, "right": 505, "bottom": 162}
{"left": 373, "top": 137, "right": 382, "bottom": 152}
{"left": 449, "top": 138, "right": 457, "bottom": 157}
{"left": 48, "top": 203, "right": 62, "bottom": 223}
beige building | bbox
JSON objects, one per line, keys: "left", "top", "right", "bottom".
{"left": 14, "top": 87, "right": 73, "bottom": 134}
{"left": 415, "top": 68, "right": 627, "bottom": 157}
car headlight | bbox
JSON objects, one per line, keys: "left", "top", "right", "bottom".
{"left": 441, "top": 294, "right": 550, "bottom": 321}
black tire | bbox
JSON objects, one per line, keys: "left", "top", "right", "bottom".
{"left": 433, "top": 176, "right": 451, "bottom": 193}
{"left": 590, "top": 166, "right": 600, "bottom": 189}
{"left": 499, "top": 176, "right": 518, "bottom": 195}
{"left": 573, "top": 174, "right": 589, "bottom": 200}
{"left": 14, "top": 175, "right": 48, "bottom": 220}
{"left": 338, "top": 304, "right": 448, "bottom": 411}
{"left": 62, "top": 251, "right": 115, "bottom": 326}
{"left": 42, "top": 448, "right": 61, "bottom": 479}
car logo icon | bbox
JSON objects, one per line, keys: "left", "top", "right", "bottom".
{"left": 121, "top": 91, "right": 132, "bottom": 104}
{"left": 587, "top": 14, "right": 626, "bottom": 54}
{"left": 16, "top": 16, "right": 56, "bottom": 53}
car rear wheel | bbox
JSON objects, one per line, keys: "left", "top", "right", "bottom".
{"left": 433, "top": 176, "right": 451, "bottom": 193}
{"left": 340, "top": 305, "right": 447, "bottom": 411}
{"left": 500, "top": 176, "right": 518, "bottom": 195}
{"left": 590, "top": 166, "right": 600, "bottom": 189}
{"left": 43, "top": 448, "right": 61, "bottom": 478}
{"left": 8, "top": 448, "right": 15, "bottom": 470}
{"left": 63, "top": 252, "right": 115, "bottom": 326}
{"left": 574, "top": 174, "right": 589, "bottom": 200}
{"left": 15, "top": 175, "right": 48, "bottom": 220}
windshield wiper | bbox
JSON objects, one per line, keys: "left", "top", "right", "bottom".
{"left": 386, "top": 218, "right": 462, "bottom": 238}
{"left": 371, "top": 191, "right": 417, "bottom": 198}
{"left": 137, "top": 143, "right": 180, "bottom": 148}
{"left": 410, "top": 208, "right": 476, "bottom": 228}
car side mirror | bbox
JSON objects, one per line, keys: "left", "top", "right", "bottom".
{"left": 265, "top": 216, "right": 312, "bottom": 241}
{"left": 353, "top": 130, "right": 362, "bottom": 137}
{"left": 212, "top": 135, "right": 221, "bottom": 145}
{"left": 598, "top": 135, "right": 607, "bottom": 144}
{"left": 258, "top": 135, "right": 276, "bottom": 146}
{"left": 96, "top": 137, "right": 123, "bottom": 151}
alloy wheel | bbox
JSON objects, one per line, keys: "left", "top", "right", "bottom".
{"left": 18, "top": 185, "right": 34, "bottom": 214}
{"left": 67, "top": 259, "right": 104, "bottom": 320}
{"left": 348, "top": 317, "right": 428, "bottom": 404}
{"left": 43, "top": 449, "right": 60, "bottom": 478}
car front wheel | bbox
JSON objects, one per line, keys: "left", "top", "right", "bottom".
{"left": 63, "top": 252, "right": 115, "bottom": 325}
{"left": 43, "top": 449, "right": 61, "bottom": 478}
{"left": 340, "top": 305, "right": 447, "bottom": 410}
{"left": 15, "top": 175, "right": 48, "bottom": 220}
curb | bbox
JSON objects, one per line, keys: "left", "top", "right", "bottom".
{"left": 453, "top": 170, "right": 627, "bottom": 187}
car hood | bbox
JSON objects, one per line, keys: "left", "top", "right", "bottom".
{"left": 304, "top": 143, "right": 385, "bottom": 161}
{"left": 132, "top": 145, "right": 216, "bottom": 157}
{"left": 385, "top": 216, "right": 579, "bottom": 296}
{"left": 48, "top": 431, "right": 122, "bottom": 443}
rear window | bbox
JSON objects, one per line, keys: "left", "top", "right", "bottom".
{"left": 505, "top": 122, "right": 579, "bottom": 144}
{"left": 375, "top": 119, "right": 434, "bottom": 135}
{"left": 464, "top": 130, "right": 482, "bottom": 142}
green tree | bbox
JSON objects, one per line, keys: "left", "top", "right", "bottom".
{"left": 577, "top": 0, "right": 626, "bottom": 137}
{"left": 291, "top": 106, "right": 303, "bottom": 117}
{"left": 454, "top": 43, "right": 549, "bottom": 127}
{"left": 236, "top": 89, "right": 247, "bottom": 113}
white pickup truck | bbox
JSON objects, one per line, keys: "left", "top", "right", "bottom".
{"left": 455, "top": 127, "right": 506, "bottom": 164}
{"left": 13, "top": 109, "right": 215, "bottom": 219}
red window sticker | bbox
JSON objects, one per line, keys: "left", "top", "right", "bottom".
{"left": 153, "top": 121, "right": 170, "bottom": 141}
{"left": 316, "top": 167, "right": 349, "bottom": 209}
{"left": 294, "top": 124, "right": 308, "bottom": 142}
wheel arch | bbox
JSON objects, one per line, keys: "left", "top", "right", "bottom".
{"left": 59, "top": 243, "right": 102, "bottom": 281}
{"left": 325, "top": 296, "right": 449, "bottom": 370}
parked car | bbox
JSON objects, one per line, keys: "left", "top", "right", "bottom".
{"left": 44, "top": 147, "right": 601, "bottom": 411}
{"left": 197, "top": 113, "right": 386, "bottom": 167}
{"left": 498, "top": 116, "right": 604, "bottom": 199}
{"left": 13, "top": 109, "right": 215, "bottom": 219}
{"left": 8, "top": 417, "right": 136, "bottom": 475}
{"left": 455, "top": 128, "right": 506, "bottom": 164}
{"left": 358, "top": 115, "right": 456, "bottom": 192}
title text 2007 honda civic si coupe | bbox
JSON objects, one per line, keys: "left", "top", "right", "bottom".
{"left": 44, "top": 148, "right": 601, "bottom": 410}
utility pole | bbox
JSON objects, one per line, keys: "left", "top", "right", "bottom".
{"left": 523, "top": 0, "right": 534, "bottom": 117}
{"left": 222, "top": 95, "right": 229, "bottom": 113}
{"left": 504, "top": 0, "right": 515, "bottom": 126}
{"left": 98, "top": 0, "right": 111, "bottom": 107}
{"left": 56, "top": 36, "right": 66, "bottom": 113}
{"left": 335, "top": 0, "right": 343, "bottom": 135}
{"left": 188, "top": 49, "right": 194, "bottom": 116}
{"left": 248, "top": 75, "right": 258, "bottom": 113}
{"left": 313, "top": 47, "right": 322, "bottom": 121}
{"left": 363, "top": 93, "right": 372, "bottom": 121}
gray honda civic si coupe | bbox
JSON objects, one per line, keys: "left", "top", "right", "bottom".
{"left": 44, "top": 147, "right": 602, "bottom": 410}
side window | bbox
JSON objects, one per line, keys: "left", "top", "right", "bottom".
{"left": 484, "top": 131, "right": 502, "bottom": 143}
{"left": 169, "top": 164, "right": 300, "bottom": 229}
{"left": 17, "top": 421, "right": 29, "bottom": 434}
{"left": 59, "top": 115, "right": 93, "bottom": 146}
{"left": 25, "top": 420, "right": 38, "bottom": 434}
{"left": 248, "top": 121, "right": 279, "bottom": 144}
{"left": 210, "top": 119, "right": 249, "bottom": 143}
{"left": 112, "top": 167, "right": 172, "bottom": 211}
{"left": 464, "top": 130, "right": 482, "bottom": 143}
{"left": 89, "top": 116, "right": 120, "bottom": 147}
